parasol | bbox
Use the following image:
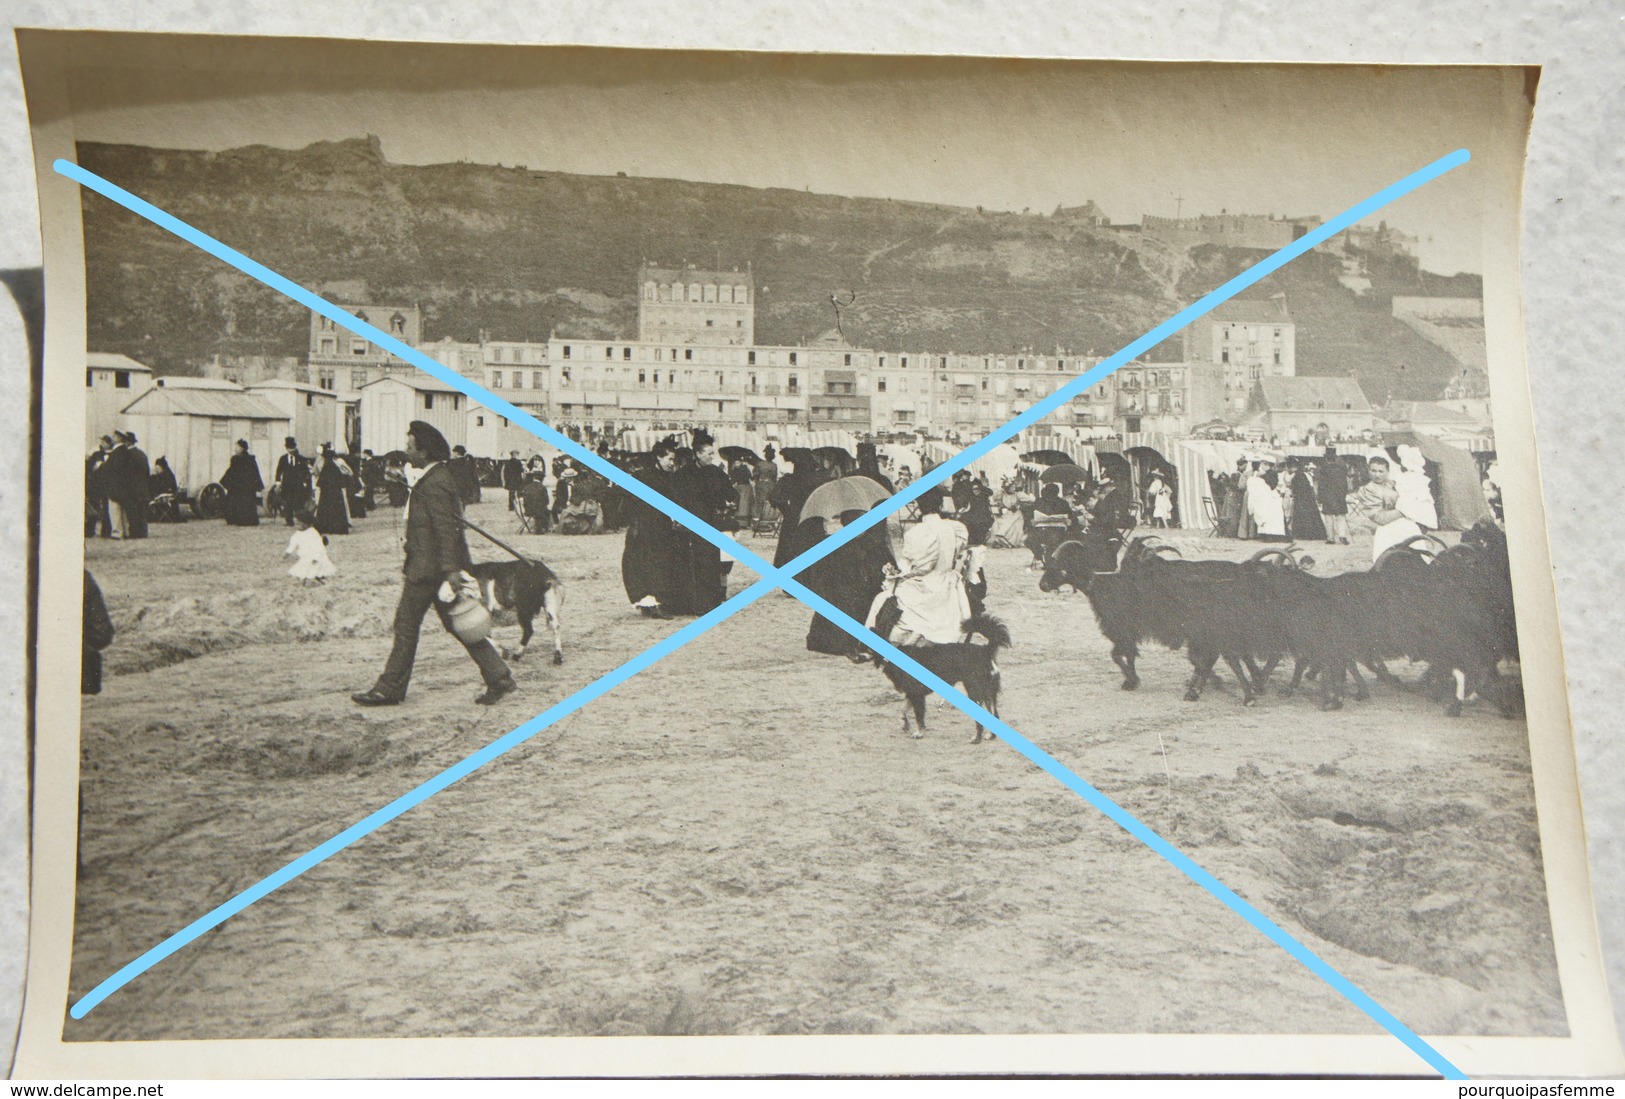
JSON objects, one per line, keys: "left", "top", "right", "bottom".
{"left": 1021, "top": 449, "right": 1075, "bottom": 467}
{"left": 1038, "top": 463, "right": 1089, "bottom": 487}
{"left": 719, "top": 445, "right": 760, "bottom": 463}
{"left": 814, "top": 445, "right": 854, "bottom": 465}
{"left": 800, "top": 476, "right": 891, "bottom": 523}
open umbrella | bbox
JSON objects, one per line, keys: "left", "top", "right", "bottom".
{"left": 814, "top": 445, "right": 853, "bottom": 466}
{"left": 800, "top": 476, "right": 891, "bottom": 523}
{"left": 1021, "top": 449, "right": 1075, "bottom": 467}
{"left": 719, "top": 445, "right": 760, "bottom": 463}
{"left": 1038, "top": 463, "right": 1089, "bottom": 487}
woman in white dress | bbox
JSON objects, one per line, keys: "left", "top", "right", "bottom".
{"left": 1352, "top": 450, "right": 1434, "bottom": 562}
{"left": 1246, "top": 459, "right": 1287, "bottom": 541}
{"left": 867, "top": 486, "right": 972, "bottom": 646}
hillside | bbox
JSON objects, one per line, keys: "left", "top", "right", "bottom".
{"left": 77, "top": 137, "right": 1478, "bottom": 400}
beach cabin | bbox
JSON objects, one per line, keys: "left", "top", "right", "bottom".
{"left": 245, "top": 381, "right": 342, "bottom": 454}
{"left": 117, "top": 378, "right": 289, "bottom": 495}
{"left": 86, "top": 352, "right": 155, "bottom": 451}
{"left": 358, "top": 375, "right": 468, "bottom": 455}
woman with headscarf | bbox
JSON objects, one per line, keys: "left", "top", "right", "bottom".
{"left": 312, "top": 445, "right": 353, "bottom": 535}
{"left": 220, "top": 440, "right": 264, "bottom": 527}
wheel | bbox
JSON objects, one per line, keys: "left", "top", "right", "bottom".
{"left": 197, "top": 482, "right": 226, "bottom": 520}
{"left": 264, "top": 484, "right": 281, "bottom": 518}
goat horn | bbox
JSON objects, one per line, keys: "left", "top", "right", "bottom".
{"left": 1153, "top": 545, "right": 1184, "bottom": 558}
{"left": 1245, "top": 548, "right": 1284, "bottom": 563}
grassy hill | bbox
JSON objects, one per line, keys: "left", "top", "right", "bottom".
{"left": 78, "top": 137, "right": 1479, "bottom": 400}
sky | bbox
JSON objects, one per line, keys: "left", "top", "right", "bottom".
{"left": 61, "top": 40, "right": 1529, "bottom": 276}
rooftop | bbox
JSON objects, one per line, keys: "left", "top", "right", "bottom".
{"left": 1208, "top": 298, "right": 1293, "bottom": 324}
{"left": 1257, "top": 375, "right": 1371, "bottom": 412}
{"left": 121, "top": 386, "right": 285, "bottom": 420}
{"left": 87, "top": 352, "right": 152, "bottom": 373}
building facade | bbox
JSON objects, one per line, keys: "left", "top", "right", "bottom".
{"left": 1183, "top": 298, "right": 1296, "bottom": 413}
{"left": 637, "top": 264, "right": 754, "bottom": 346}
{"left": 306, "top": 302, "right": 424, "bottom": 399}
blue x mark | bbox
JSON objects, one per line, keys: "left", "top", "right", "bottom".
{"left": 60, "top": 149, "right": 1470, "bottom": 1078}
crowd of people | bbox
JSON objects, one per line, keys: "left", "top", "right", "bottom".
{"left": 84, "top": 432, "right": 152, "bottom": 539}
{"left": 1211, "top": 444, "right": 1443, "bottom": 561}
{"left": 607, "top": 429, "right": 993, "bottom": 665}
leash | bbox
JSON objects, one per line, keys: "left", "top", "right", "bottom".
{"left": 460, "top": 516, "right": 541, "bottom": 568}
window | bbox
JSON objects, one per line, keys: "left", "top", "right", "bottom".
{"left": 605, "top": 347, "right": 614, "bottom": 360}
{"left": 1274, "top": 350, "right": 1282, "bottom": 365}
{"left": 1018, "top": 358, "right": 1025, "bottom": 369}
{"left": 1221, "top": 349, "right": 1230, "bottom": 364}
{"left": 790, "top": 352, "right": 798, "bottom": 365}
{"left": 879, "top": 356, "right": 886, "bottom": 369}
{"left": 748, "top": 351, "right": 756, "bottom": 365}
{"left": 638, "top": 369, "right": 647, "bottom": 384}
{"left": 494, "top": 348, "right": 503, "bottom": 362}
{"left": 424, "top": 393, "right": 436, "bottom": 409}
{"left": 390, "top": 313, "right": 406, "bottom": 336}
{"left": 900, "top": 379, "right": 909, "bottom": 394}
{"left": 1274, "top": 328, "right": 1282, "bottom": 338}
{"left": 560, "top": 367, "right": 571, "bottom": 384}
{"left": 508, "top": 372, "right": 519, "bottom": 388}
{"left": 305, "top": 393, "right": 315, "bottom": 408}
{"left": 901, "top": 356, "right": 909, "bottom": 369}
{"left": 715, "top": 372, "right": 725, "bottom": 387}
{"left": 86, "top": 370, "right": 94, "bottom": 387}
{"left": 114, "top": 371, "right": 131, "bottom": 389}
{"left": 563, "top": 345, "right": 572, "bottom": 359}
{"left": 877, "top": 378, "right": 887, "bottom": 393}
{"left": 623, "top": 347, "right": 633, "bottom": 361}
{"left": 533, "top": 371, "right": 544, "bottom": 388}
{"left": 492, "top": 372, "right": 503, "bottom": 388}
{"left": 736, "top": 320, "right": 743, "bottom": 328}
{"left": 684, "top": 349, "right": 693, "bottom": 361}
{"left": 788, "top": 374, "right": 799, "bottom": 394}
{"left": 352, "top": 340, "right": 367, "bottom": 356}
{"left": 668, "top": 372, "right": 675, "bottom": 386}
{"left": 320, "top": 338, "right": 335, "bottom": 355}
{"left": 476, "top": 415, "right": 485, "bottom": 427}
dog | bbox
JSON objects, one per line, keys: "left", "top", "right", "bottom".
{"left": 873, "top": 613, "right": 1010, "bottom": 744}
{"left": 464, "top": 557, "right": 565, "bottom": 664}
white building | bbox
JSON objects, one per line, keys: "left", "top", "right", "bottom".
{"left": 358, "top": 375, "right": 469, "bottom": 454}
{"left": 245, "top": 381, "right": 342, "bottom": 455}
{"left": 117, "top": 379, "right": 288, "bottom": 494}
{"left": 85, "top": 352, "right": 155, "bottom": 450}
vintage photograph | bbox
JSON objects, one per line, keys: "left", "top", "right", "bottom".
{"left": 16, "top": 34, "right": 1619, "bottom": 1077}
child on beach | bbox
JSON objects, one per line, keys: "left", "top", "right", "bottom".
{"left": 285, "top": 509, "right": 336, "bottom": 584}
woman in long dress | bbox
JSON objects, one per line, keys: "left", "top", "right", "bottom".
{"left": 621, "top": 445, "right": 683, "bottom": 618}
{"left": 1288, "top": 462, "right": 1327, "bottom": 542}
{"left": 313, "top": 446, "right": 352, "bottom": 536}
{"left": 868, "top": 486, "right": 973, "bottom": 646}
{"left": 1147, "top": 474, "right": 1173, "bottom": 529}
{"left": 770, "top": 450, "right": 827, "bottom": 568}
{"left": 805, "top": 506, "right": 896, "bottom": 659}
{"left": 1246, "top": 461, "right": 1287, "bottom": 542}
{"left": 220, "top": 440, "right": 264, "bottom": 527}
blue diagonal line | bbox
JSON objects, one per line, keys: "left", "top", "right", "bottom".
{"left": 60, "top": 153, "right": 1470, "bottom": 1077}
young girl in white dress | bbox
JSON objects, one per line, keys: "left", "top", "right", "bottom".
{"left": 285, "top": 509, "right": 336, "bottom": 584}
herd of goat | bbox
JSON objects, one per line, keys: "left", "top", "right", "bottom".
{"left": 1037, "top": 520, "right": 1521, "bottom": 716}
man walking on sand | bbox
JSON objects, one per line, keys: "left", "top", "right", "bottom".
{"left": 352, "top": 421, "right": 517, "bottom": 707}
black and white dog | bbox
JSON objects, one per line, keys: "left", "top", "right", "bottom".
{"left": 873, "top": 614, "right": 1010, "bottom": 744}
{"left": 465, "top": 557, "right": 565, "bottom": 664}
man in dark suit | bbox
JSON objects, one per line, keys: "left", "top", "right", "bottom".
{"left": 352, "top": 421, "right": 517, "bottom": 707}
{"left": 274, "top": 437, "right": 312, "bottom": 526}
{"left": 501, "top": 450, "right": 525, "bottom": 512}
{"left": 449, "top": 445, "right": 481, "bottom": 506}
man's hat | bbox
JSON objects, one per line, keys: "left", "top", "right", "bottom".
{"left": 407, "top": 420, "right": 452, "bottom": 462}
{"left": 285, "top": 436, "right": 298, "bottom": 449}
